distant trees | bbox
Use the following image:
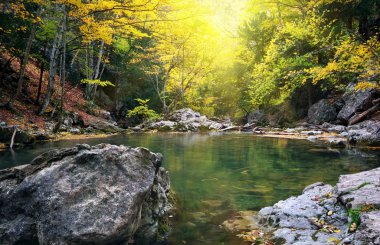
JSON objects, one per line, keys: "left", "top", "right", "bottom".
{"left": 1, "top": 0, "right": 378, "bottom": 122}
{"left": 238, "top": 0, "right": 380, "bottom": 114}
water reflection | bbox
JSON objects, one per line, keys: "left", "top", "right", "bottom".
{"left": 0, "top": 133, "right": 379, "bottom": 245}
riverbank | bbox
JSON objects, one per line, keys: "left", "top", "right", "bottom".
{"left": 224, "top": 167, "right": 380, "bottom": 244}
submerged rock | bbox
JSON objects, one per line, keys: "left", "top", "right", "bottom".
{"left": 242, "top": 167, "right": 380, "bottom": 245}
{"left": 0, "top": 144, "right": 171, "bottom": 244}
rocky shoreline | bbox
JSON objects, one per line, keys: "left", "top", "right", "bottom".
{"left": 0, "top": 144, "right": 171, "bottom": 244}
{"left": 224, "top": 168, "right": 380, "bottom": 244}
{"left": 2, "top": 96, "right": 380, "bottom": 150}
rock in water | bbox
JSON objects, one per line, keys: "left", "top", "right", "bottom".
{"left": 0, "top": 144, "right": 171, "bottom": 245}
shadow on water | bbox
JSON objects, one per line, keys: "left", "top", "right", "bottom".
{"left": 0, "top": 133, "right": 379, "bottom": 245}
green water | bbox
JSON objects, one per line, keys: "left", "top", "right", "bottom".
{"left": 1, "top": 133, "right": 379, "bottom": 245}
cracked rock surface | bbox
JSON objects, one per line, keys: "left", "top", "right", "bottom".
{"left": 0, "top": 144, "right": 171, "bottom": 245}
{"left": 253, "top": 167, "right": 380, "bottom": 244}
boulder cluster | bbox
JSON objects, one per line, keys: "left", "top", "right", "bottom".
{"left": 307, "top": 87, "right": 380, "bottom": 146}
{"left": 137, "top": 108, "right": 232, "bottom": 132}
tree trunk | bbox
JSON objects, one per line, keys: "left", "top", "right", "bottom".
{"left": 85, "top": 43, "right": 94, "bottom": 99}
{"left": 54, "top": 7, "right": 67, "bottom": 133}
{"left": 180, "top": 43, "right": 185, "bottom": 108}
{"left": 5, "top": 20, "right": 38, "bottom": 110}
{"left": 38, "top": 9, "right": 64, "bottom": 115}
{"left": 9, "top": 126, "right": 17, "bottom": 149}
{"left": 86, "top": 40, "right": 105, "bottom": 100}
{"left": 36, "top": 44, "right": 47, "bottom": 105}
{"left": 359, "top": 15, "right": 369, "bottom": 39}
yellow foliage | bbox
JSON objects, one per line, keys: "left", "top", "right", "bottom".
{"left": 355, "top": 82, "right": 380, "bottom": 91}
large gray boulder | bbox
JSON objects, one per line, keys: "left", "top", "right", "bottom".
{"left": 338, "top": 90, "right": 377, "bottom": 124}
{"left": 307, "top": 99, "right": 338, "bottom": 125}
{"left": 347, "top": 120, "right": 380, "bottom": 146}
{"left": 0, "top": 144, "right": 171, "bottom": 245}
{"left": 89, "top": 120, "right": 122, "bottom": 133}
{"left": 169, "top": 108, "right": 201, "bottom": 122}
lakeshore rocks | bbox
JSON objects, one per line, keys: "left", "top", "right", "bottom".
{"left": 307, "top": 99, "right": 338, "bottom": 125}
{"left": 239, "top": 167, "right": 380, "bottom": 245}
{"left": 347, "top": 120, "right": 380, "bottom": 146}
{"left": 338, "top": 90, "right": 378, "bottom": 124}
{"left": 89, "top": 120, "right": 122, "bottom": 133}
{"left": 257, "top": 182, "right": 347, "bottom": 244}
{"left": 145, "top": 108, "right": 231, "bottom": 132}
{"left": 0, "top": 144, "right": 171, "bottom": 244}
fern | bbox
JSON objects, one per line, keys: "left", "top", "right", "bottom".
{"left": 80, "top": 79, "right": 115, "bottom": 87}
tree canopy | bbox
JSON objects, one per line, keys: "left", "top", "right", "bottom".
{"left": 0, "top": 0, "right": 379, "bottom": 121}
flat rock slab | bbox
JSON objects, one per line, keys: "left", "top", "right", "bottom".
{"left": 353, "top": 211, "right": 380, "bottom": 244}
{"left": 337, "top": 167, "right": 380, "bottom": 209}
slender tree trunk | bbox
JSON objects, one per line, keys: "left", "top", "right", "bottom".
{"left": 91, "top": 40, "right": 105, "bottom": 99}
{"left": 85, "top": 43, "right": 92, "bottom": 99}
{"left": 85, "top": 40, "right": 104, "bottom": 100}
{"left": 36, "top": 44, "right": 47, "bottom": 105}
{"left": 9, "top": 126, "right": 17, "bottom": 149}
{"left": 54, "top": 8, "right": 67, "bottom": 133}
{"left": 359, "top": 16, "right": 369, "bottom": 39}
{"left": 180, "top": 43, "right": 185, "bottom": 108}
{"left": 5, "top": 21, "right": 38, "bottom": 110}
{"left": 277, "top": 3, "right": 283, "bottom": 26}
{"left": 38, "top": 9, "right": 64, "bottom": 115}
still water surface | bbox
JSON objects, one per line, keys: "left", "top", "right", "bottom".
{"left": 1, "top": 133, "right": 379, "bottom": 244}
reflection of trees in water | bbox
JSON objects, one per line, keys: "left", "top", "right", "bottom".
{"left": 1, "top": 133, "right": 380, "bottom": 245}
